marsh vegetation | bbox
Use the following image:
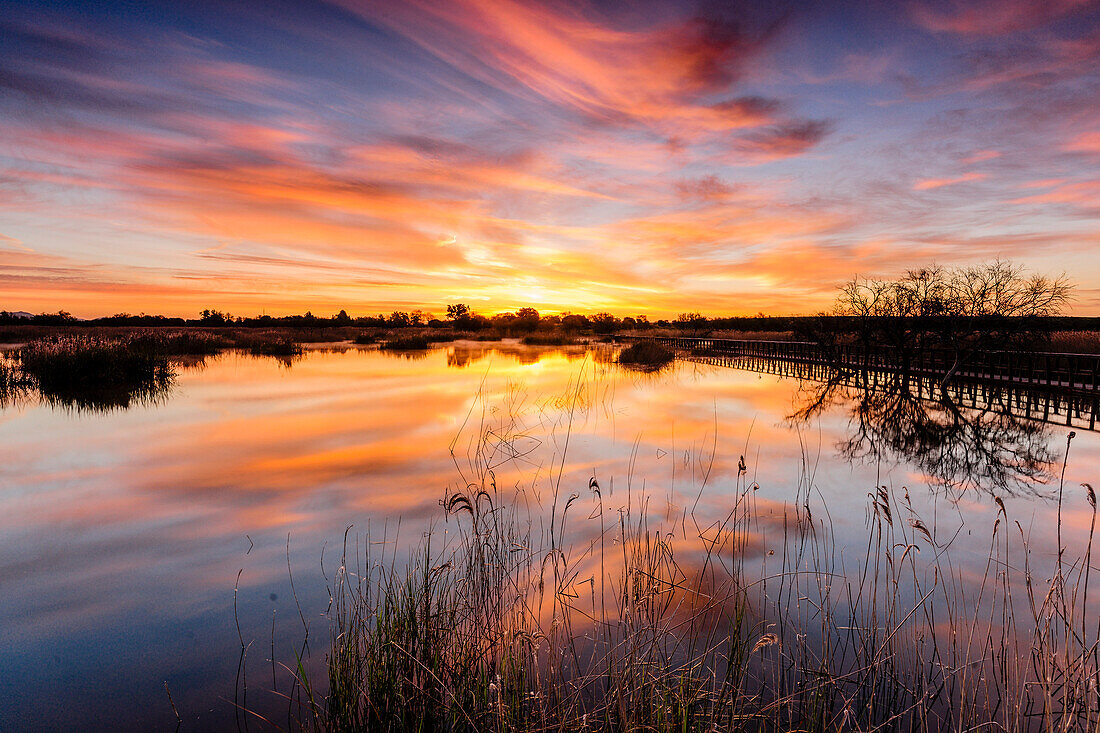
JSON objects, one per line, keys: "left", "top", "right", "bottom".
{"left": 379, "top": 335, "right": 433, "bottom": 351}
{"left": 616, "top": 340, "right": 674, "bottom": 369}
{"left": 15, "top": 335, "right": 177, "bottom": 410}
{"left": 1, "top": 330, "right": 308, "bottom": 410}
{"left": 286, "top": 417, "right": 1096, "bottom": 732}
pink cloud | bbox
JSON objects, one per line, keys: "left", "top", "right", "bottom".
{"left": 332, "top": 0, "right": 828, "bottom": 161}
{"left": 911, "top": 0, "right": 1092, "bottom": 36}
{"left": 913, "top": 172, "right": 989, "bottom": 190}
{"left": 1010, "top": 179, "right": 1100, "bottom": 206}
{"left": 961, "top": 149, "right": 1001, "bottom": 163}
{"left": 1065, "top": 131, "right": 1100, "bottom": 153}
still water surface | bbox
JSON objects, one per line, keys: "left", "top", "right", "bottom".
{"left": 1, "top": 341, "right": 1096, "bottom": 730}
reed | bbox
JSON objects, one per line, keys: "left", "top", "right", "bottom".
{"left": 287, "top": 435, "right": 1098, "bottom": 732}
{"left": 1047, "top": 330, "right": 1100, "bottom": 354}
{"left": 0, "top": 357, "right": 33, "bottom": 405}
{"left": 17, "top": 334, "right": 173, "bottom": 391}
{"left": 131, "top": 330, "right": 228, "bottom": 355}
{"left": 380, "top": 335, "right": 432, "bottom": 351}
{"left": 617, "top": 340, "right": 674, "bottom": 368}
{"left": 232, "top": 331, "right": 305, "bottom": 357}
{"left": 16, "top": 335, "right": 175, "bottom": 410}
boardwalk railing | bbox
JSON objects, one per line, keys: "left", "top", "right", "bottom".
{"left": 621, "top": 336, "right": 1100, "bottom": 393}
{"left": 683, "top": 349, "right": 1100, "bottom": 433}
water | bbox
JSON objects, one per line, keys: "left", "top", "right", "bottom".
{"left": 1, "top": 341, "right": 1096, "bottom": 730}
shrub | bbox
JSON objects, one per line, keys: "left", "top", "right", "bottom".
{"left": 617, "top": 340, "right": 674, "bottom": 368}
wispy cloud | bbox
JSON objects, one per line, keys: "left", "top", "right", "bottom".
{"left": 1065, "top": 131, "right": 1100, "bottom": 153}
{"left": 913, "top": 172, "right": 989, "bottom": 190}
{"left": 961, "top": 149, "right": 1001, "bottom": 163}
{"left": 911, "top": 0, "right": 1093, "bottom": 36}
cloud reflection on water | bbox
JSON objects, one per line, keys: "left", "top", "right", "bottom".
{"left": 0, "top": 343, "right": 1096, "bottom": 729}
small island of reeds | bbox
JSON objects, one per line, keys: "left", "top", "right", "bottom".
{"left": 616, "top": 339, "right": 674, "bottom": 368}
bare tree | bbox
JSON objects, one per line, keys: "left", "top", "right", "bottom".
{"left": 833, "top": 261, "right": 1072, "bottom": 384}
{"left": 674, "top": 311, "right": 708, "bottom": 337}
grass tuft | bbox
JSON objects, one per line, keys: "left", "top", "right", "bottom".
{"left": 380, "top": 335, "right": 432, "bottom": 351}
{"left": 232, "top": 332, "right": 304, "bottom": 357}
{"left": 617, "top": 340, "right": 674, "bottom": 369}
{"left": 17, "top": 335, "right": 175, "bottom": 410}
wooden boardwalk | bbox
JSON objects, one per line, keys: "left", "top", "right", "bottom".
{"left": 620, "top": 336, "right": 1100, "bottom": 432}
{"left": 681, "top": 350, "right": 1100, "bottom": 433}
{"left": 624, "top": 336, "right": 1100, "bottom": 393}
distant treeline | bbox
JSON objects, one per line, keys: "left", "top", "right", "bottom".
{"left": 3, "top": 308, "right": 1100, "bottom": 334}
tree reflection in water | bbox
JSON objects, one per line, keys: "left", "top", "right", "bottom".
{"left": 790, "top": 367, "right": 1060, "bottom": 495}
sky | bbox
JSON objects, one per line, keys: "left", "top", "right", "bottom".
{"left": 1, "top": 0, "right": 1099, "bottom": 318}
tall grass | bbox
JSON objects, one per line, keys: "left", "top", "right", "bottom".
{"left": 380, "top": 335, "right": 432, "bottom": 351}
{"left": 1047, "top": 330, "right": 1100, "bottom": 354}
{"left": 4, "top": 330, "right": 315, "bottom": 409}
{"left": 286, "top": 425, "right": 1098, "bottom": 732}
{"left": 17, "top": 335, "right": 175, "bottom": 410}
{"left": 0, "top": 357, "right": 33, "bottom": 406}
{"left": 131, "top": 330, "right": 228, "bottom": 355}
{"left": 168, "top": 331, "right": 228, "bottom": 354}
{"left": 232, "top": 331, "right": 304, "bottom": 357}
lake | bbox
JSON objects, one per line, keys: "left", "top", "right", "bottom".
{"left": 1, "top": 340, "right": 1097, "bottom": 730}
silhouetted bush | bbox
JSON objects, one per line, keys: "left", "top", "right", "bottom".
{"left": 380, "top": 335, "right": 432, "bottom": 350}
{"left": 17, "top": 335, "right": 174, "bottom": 409}
{"left": 617, "top": 340, "right": 674, "bottom": 368}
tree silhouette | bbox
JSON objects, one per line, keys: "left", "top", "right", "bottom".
{"left": 833, "top": 261, "right": 1071, "bottom": 384}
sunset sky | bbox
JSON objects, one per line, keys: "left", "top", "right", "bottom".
{"left": 2, "top": 0, "right": 1099, "bottom": 318}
